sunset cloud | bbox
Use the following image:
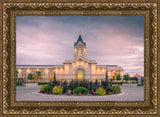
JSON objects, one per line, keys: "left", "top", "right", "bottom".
{"left": 16, "top": 16, "right": 144, "bottom": 76}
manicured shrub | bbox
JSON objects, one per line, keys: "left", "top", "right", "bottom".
{"left": 96, "top": 87, "right": 106, "bottom": 96}
{"left": 16, "top": 82, "right": 23, "bottom": 86}
{"left": 111, "top": 82, "right": 123, "bottom": 85}
{"left": 113, "top": 86, "right": 121, "bottom": 93}
{"left": 44, "top": 86, "right": 53, "bottom": 92}
{"left": 52, "top": 86, "right": 63, "bottom": 95}
{"left": 27, "top": 73, "right": 34, "bottom": 80}
{"left": 38, "top": 82, "right": 49, "bottom": 85}
{"left": 106, "top": 86, "right": 115, "bottom": 92}
{"left": 74, "top": 87, "right": 88, "bottom": 95}
{"left": 40, "top": 85, "right": 46, "bottom": 91}
{"left": 137, "top": 84, "right": 141, "bottom": 86}
{"left": 141, "top": 82, "right": 144, "bottom": 86}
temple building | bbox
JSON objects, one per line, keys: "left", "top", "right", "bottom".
{"left": 16, "top": 33, "right": 124, "bottom": 82}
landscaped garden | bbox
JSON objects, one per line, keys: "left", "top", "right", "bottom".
{"left": 39, "top": 80, "right": 122, "bottom": 96}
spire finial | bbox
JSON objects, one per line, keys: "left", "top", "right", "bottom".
{"left": 79, "top": 31, "right": 81, "bottom": 35}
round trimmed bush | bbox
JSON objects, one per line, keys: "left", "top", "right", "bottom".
{"left": 96, "top": 87, "right": 106, "bottom": 96}
{"left": 44, "top": 86, "right": 53, "bottom": 92}
{"left": 113, "top": 86, "right": 121, "bottom": 93}
{"left": 74, "top": 87, "right": 88, "bottom": 95}
{"left": 52, "top": 86, "right": 63, "bottom": 95}
{"left": 40, "top": 85, "right": 46, "bottom": 91}
{"left": 106, "top": 86, "right": 115, "bottom": 92}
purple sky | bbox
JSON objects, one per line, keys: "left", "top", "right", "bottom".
{"left": 16, "top": 16, "right": 144, "bottom": 76}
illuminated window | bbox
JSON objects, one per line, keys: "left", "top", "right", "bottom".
{"left": 78, "top": 47, "right": 83, "bottom": 57}
{"left": 40, "top": 74, "right": 45, "bottom": 81}
{"left": 22, "top": 73, "right": 26, "bottom": 82}
{"left": 76, "top": 69, "right": 85, "bottom": 81}
{"left": 49, "top": 73, "right": 53, "bottom": 81}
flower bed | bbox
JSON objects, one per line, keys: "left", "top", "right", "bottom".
{"left": 39, "top": 80, "right": 122, "bottom": 96}
{"left": 106, "top": 86, "right": 121, "bottom": 95}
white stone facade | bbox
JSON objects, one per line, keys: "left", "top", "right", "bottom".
{"left": 16, "top": 33, "right": 123, "bottom": 82}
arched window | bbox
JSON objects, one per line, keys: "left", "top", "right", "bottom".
{"left": 78, "top": 46, "right": 83, "bottom": 57}
{"left": 22, "top": 73, "right": 27, "bottom": 82}
{"left": 76, "top": 69, "right": 85, "bottom": 81}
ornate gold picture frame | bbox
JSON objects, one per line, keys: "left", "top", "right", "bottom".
{"left": 0, "top": 0, "right": 159, "bottom": 116}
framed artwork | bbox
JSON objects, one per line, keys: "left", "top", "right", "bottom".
{"left": 0, "top": 0, "right": 159, "bottom": 116}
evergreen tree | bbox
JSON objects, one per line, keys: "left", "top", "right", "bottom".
{"left": 54, "top": 72, "right": 56, "bottom": 81}
{"left": 105, "top": 72, "right": 108, "bottom": 82}
{"left": 116, "top": 74, "right": 121, "bottom": 80}
{"left": 16, "top": 70, "right": 19, "bottom": 83}
{"left": 27, "top": 73, "right": 34, "bottom": 80}
{"left": 123, "top": 74, "right": 130, "bottom": 81}
{"left": 35, "top": 71, "right": 41, "bottom": 82}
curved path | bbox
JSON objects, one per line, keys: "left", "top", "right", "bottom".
{"left": 16, "top": 86, "right": 144, "bottom": 101}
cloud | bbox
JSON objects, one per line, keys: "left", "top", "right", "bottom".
{"left": 16, "top": 16, "right": 144, "bottom": 76}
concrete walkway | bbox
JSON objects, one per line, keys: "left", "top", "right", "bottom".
{"left": 16, "top": 86, "right": 144, "bottom": 101}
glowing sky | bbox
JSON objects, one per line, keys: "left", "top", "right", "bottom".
{"left": 16, "top": 16, "right": 144, "bottom": 76}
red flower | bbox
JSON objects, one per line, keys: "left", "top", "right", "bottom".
{"left": 46, "top": 91, "right": 50, "bottom": 94}
{"left": 70, "top": 91, "right": 73, "bottom": 94}
{"left": 108, "top": 91, "right": 112, "bottom": 95}
{"left": 106, "top": 91, "right": 109, "bottom": 94}
{"left": 40, "top": 90, "right": 45, "bottom": 93}
{"left": 90, "top": 90, "right": 94, "bottom": 94}
{"left": 67, "top": 93, "right": 70, "bottom": 95}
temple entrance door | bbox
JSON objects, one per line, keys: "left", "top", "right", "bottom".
{"left": 113, "top": 73, "right": 117, "bottom": 80}
{"left": 76, "top": 69, "right": 85, "bottom": 81}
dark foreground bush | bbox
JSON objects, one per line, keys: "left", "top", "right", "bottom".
{"left": 79, "top": 80, "right": 89, "bottom": 89}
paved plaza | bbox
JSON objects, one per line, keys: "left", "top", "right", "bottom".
{"left": 16, "top": 86, "right": 144, "bottom": 101}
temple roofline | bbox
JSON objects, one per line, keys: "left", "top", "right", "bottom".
{"left": 74, "top": 33, "right": 86, "bottom": 46}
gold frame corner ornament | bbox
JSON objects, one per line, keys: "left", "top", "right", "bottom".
{"left": 0, "top": 0, "right": 159, "bottom": 116}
